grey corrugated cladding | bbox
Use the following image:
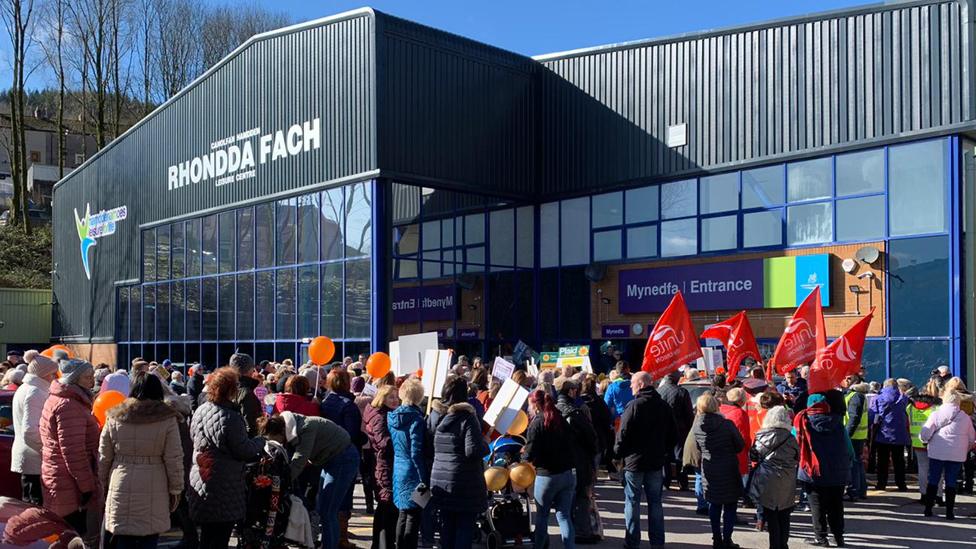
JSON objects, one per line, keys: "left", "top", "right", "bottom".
{"left": 537, "top": 0, "right": 975, "bottom": 194}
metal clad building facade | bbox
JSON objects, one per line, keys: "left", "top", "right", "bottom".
{"left": 52, "top": 2, "right": 976, "bottom": 383}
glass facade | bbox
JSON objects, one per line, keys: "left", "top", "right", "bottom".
{"left": 118, "top": 181, "right": 373, "bottom": 367}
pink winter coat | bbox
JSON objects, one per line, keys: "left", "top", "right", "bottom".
{"left": 920, "top": 403, "right": 976, "bottom": 463}
{"left": 39, "top": 382, "right": 100, "bottom": 517}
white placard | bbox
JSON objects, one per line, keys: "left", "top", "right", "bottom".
{"left": 389, "top": 341, "right": 400, "bottom": 374}
{"left": 526, "top": 358, "right": 539, "bottom": 378}
{"left": 556, "top": 355, "right": 593, "bottom": 374}
{"left": 484, "top": 378, "right": 530, "bottom": 435}
{"left": 695, "top": 347, "right": 725, "bottom": 374}
{"left": 422, "top": 349, "right": 453, "bottom": 399}
{"left": 361, "top": 383, "right": 378, "bottom": 397}
{"left": 396, "top": 332, "right": 438, "bottom": 375}
{"left": 491, "top": 357, "right": 516, "bottom": 381}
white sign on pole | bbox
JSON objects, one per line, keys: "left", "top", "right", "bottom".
{"left": 396, "top": 332, "right": 438, "bottom": 375}
{"left": 484, "top": 378, "right": 530, "bottom": 435}
{"left": 422, "top": 349, "right": 453, "bottom": 399}
{"left": 491, "top": 357, "right": 516, "bottom": 382}
{"left": 389, "top": 341, "right": 400, "bottom": 375}
{"left": 361, "top": 383, "right": 378, "bottom": 398}
{"left": 526, "top": 358, "right": 539, "bottom": 378}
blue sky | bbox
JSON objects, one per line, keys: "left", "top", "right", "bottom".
{"left": 5, "top": 0, "right": 871, "bottom": 89}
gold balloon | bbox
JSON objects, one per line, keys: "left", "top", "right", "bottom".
{"left": 507, "top": 410, "right": 529, "bottom": 435}
{"left": 509, "top": 462, "right": 536, "bottom": 490}
{"left": 484, "top": 466, "right": 509, "bottom": 492}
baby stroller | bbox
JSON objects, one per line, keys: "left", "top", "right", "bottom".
{"left": 477, "top": 436, "right": 533, "bottom": 549}
{"left": 238, "top": 441, "right": 298, "bottom": 549}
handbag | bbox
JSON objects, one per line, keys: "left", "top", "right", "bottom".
{"left": 744, "top": 434, "right": 791, "bottom": 495}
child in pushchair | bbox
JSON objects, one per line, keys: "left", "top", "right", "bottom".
{"left": 239, "top": 440, "right": 295, "bottom": 549}
{"left": 478, "top": 435, "right": 534, "bottom": 549}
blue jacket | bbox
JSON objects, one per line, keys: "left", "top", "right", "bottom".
{"left": 604, "top": 378, "right": 634, "bottom": 420}
{"left": 869, "top": 387, "right": 911, "bottom": 446}
{"left": 797, "top": 413, "right": 853, "bottom": 487}
{"left": 388, "top": 404, "right": 428, "bottom": 510}
{"left": 320, "top": 391, "right": 367, "bottom": 447}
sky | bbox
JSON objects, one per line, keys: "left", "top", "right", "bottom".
{"left": 4, "top": 0, "right": 871, "bottom": 90}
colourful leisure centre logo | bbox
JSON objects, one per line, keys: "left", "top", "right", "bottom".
{"left": 74, "top": 203, "right": 127, "bottom": 280}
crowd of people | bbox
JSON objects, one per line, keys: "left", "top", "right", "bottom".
{"left": 1, "top": 346, "right": 974, "bottom": 549}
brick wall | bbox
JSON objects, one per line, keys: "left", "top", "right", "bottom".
{"left": 590, "top": 242, "right": 886, "bottom": 340}
{"left": 65, "top": 343, "right": 118, "bottom": 368}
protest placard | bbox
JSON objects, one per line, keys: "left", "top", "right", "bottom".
{"left": 396, "top": 332, "right": 438, "bottom": 375}
{"left": 484, "top": 378, "right": 530, "bottom": 435}
{"left": 422, "top": 349, "right": 453, "bottom": 400}
{"left": 556, "top": 345, "right": 593, "bottom": 373}
{"left": 491, "top": 356, "right": 516, "bottom": 381}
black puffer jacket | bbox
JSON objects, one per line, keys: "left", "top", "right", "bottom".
{"left": 234, "top": 376, "right": 263, "bottom": 436}
{"left": 582, "top": 393, "right": 612, "bottom": 457}
{"left": 555, "top": 394, "right": 598, "bottom": 489}
{"left": 657, "top": 377, "right": 694, "bottom": 449}
{"left": 430, "top": 403, "right": 489, "bottom": 514}
{"left": 614, "top": 387, "right": 677, "bottom": 472}
{"left": 524, "top": 414, "right": 575, "bottom": 476}
{"left": 692, "top": 412, "right": 744, "bottom": 505}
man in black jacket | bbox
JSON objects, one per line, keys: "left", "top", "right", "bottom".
{"left": 229, "top": 352, "right": 263, "bottom": 436}
{"left": 615, "top": 372, "right": 677, "bottom": 549}
{"left": 657, "top": 370, "right": 693, "bottom": 491}
{"left": 554, "top": 378, "right": 601, "bottom": 543}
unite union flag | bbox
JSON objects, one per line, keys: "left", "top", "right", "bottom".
{"left": 642, "top": 292, "right": 703, "bottom": 379}
{"left": 808, "top": 308, "right": 875, "bottom": 394}
{"left": 771, "top": 287, "right": 823, "bottom": 375}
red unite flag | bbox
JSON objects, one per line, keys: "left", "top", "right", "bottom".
{"left": 808, "top": 309, "right": 875, "bottom": 394}
{"left": 642, "top": 292, "right": 703, "bottom": 379}
{"left": 701, "top": 311, "right": 761, "bottom": 380}
{"left": 771, "top": 287, "right": 823, "bottom": 375}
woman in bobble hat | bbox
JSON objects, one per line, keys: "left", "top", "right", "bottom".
{"left": 11, "top": 353, "right": 59, "bottom": 504}
{"left": 39, "top": 359, "right": 101, "bottom": 535}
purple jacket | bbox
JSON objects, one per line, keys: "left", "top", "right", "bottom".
{"left": 869, "top": 387, "right": 910, "bottom": 446}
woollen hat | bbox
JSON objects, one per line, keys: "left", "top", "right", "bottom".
{"left": 58, "top": 359, "right": 94, "bottom": 386}
{"left": 27, "top": 355, "right": 58, "bottom": 378}
{"left": 23, "top": 350, "right": 39, "bottom": 364}
{"left": 351, "top": 376, "right": 366, "bottom": 394}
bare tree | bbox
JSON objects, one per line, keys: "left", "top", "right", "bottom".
{"left": 38, "top": 0, "right": 68, "bottom": 178}
{"left": 135, "top": 0, "right": 155, "bottom": 114}
{"left": 155, "top": 0, "right": 202, "bottom": 100}
{"left": 1, "top": 0, "right": 38, "bottom": 234}
{"left": 67, "top": 0, "right": 111, "bottom": 149}
{"left": 108, "top": 0, "right": 130, "bottom": 138}
{"left": 200, "top": 3, "right": 289, "bottom": 69}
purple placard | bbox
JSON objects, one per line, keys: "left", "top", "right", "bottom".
{"left": 618, "top": 259, "right": 764, "bottom": 313}
{"left": 457, "top": 328, "right": 479, "bottom": 340}
{"left": 602, "top": 325, "right": 629, "bottom": 338}
{"left": 392, "top": 284, "right": 456, "bottom": 324}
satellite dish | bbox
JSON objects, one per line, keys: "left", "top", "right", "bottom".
{"left": 632, "top": 323, "right": 644, "bottom": 336}
{"left": 584, "top": 263, "right": 607, "bottom": 283}
{"left": 841, "top": 258, "right": 857, "bottom": 274}
{"left": 855, "top": 246, "right": 881, "bottom": 265}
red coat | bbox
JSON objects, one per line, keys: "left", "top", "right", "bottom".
{"left": 720, "top": 404, "right": 751, "bottom": 475}
{"left": 40, "top": 382, "right": 100, "bottom": 517}
{"left": 273, "top": 393, "right": 319, "bottom": 417}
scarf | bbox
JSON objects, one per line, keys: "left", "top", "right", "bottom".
{"left": 793, "top": 400, "right": 830, "bottom": 478}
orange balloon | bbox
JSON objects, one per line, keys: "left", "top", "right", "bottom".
{"left": 507, "top": 410, "right": 529, "bottom": 435}
{"left": 416, "top": 369, "right": 423, "bottom": 379}
{"left": 366, "top": 352, "right": 392, "bottom": 379}
{"left": 308, "top": 336, "right": 336, "bottom": 366}
{"left": 92, "top": 390, "right": 126, "bottom": 427}
{"left": 41, "top": 344, "right": 72, "bottom": 359}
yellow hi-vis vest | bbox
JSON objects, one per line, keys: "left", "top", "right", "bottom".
{"left": 908, "top": 403, "right": 938, "bottom": 449}
{"left": 844, "top": 391, "right": 869, "bottom": 441}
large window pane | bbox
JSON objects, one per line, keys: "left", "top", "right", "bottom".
{"left": 321, "top": 263, "right": 343, "bottom": 338}
{"left": 255, "top": 272, "right": 274, "bottom": 339}
{"left": 787, "top": 157, "right": 832, "bottom": 202}
{"left": 255, "top": 203, "right": 274, "bottom": 269}
{"left": 238, "top": 208, "right": 254, "bottom": 271}
{"left": 298, "top": 266, "right": 318, "bottom": 338}
{"left": 170, "top": 280, "right": 184, "bottom": 341}
{"left": 441, "top": 218, "right": 455, "bottom": 248}
{"left": 218, "top": 211, "right": 235, "bottom": 273}
{"left": 889, "top": 139, "right": 948, "bottom": 236}
{"left": 836, "top": 149, "right": 884, "bottom": 196}
{"left": 201, "top": 277, "right": 217, "bottom": 340}
{"left": 218, "top": 276, "right": 234, "bottom": 340}
{"left": 143, "top": 230, "right": 156, "bottom": 282}
{"left": 625, "top": 186, "right": 659, "bottom": 223}
{"left": 890, "top": 340, "right": 950, "bottom": 386}
{"left": 184, "top": 280, "right": 199, "bottom": 341}
{"left": 836, "top": 196, "right": 885, "bottom": 241}
{"left": 171, "top": 223, "right": 185, "bottom": 279}
{"left": 237, "top": 274, "right": 254, "bottom": 340}
{"left": 130, "top": 287, "right": 142, "bottom": 341}
{"left": 277, "top": 198, "right": 297, "bottom": 266}
{"left": 117, "top": 287, "right": 130, "bottom": 342}
{"left": 156, "top": 283, "right": 169, "bottom": 341}
{"left": 661, "top": 179, "right": 697, "bottom": 219}
{"left": 592, "top": 192, "right": 623, "bottom": 228}
{"left": 661, "top": 218, "right": 697, "bottom": 257}
{"left": 346, "top": 183, "right": 371, "bottom": 257}
{"left": 201, "top": 215, "right": 218, "bottom": 276}
{"left": 701, "top": 215, "right": 737, "bottom": 252}
{"left": 540, "top": 202, "right": 559, "bottom": 268}
{"left": 143, "top": 285, "right": 155, "bottom": 342}
{"left": 276, "top": 268, "right": 296, "bottom": 339}
{"left": 743, "top": 209, "right": 783, "bottom": 248}
{"left": 321, "top": 188, "right": 344, "bottom": 261}
{"left": 787, "top": 202, "right": 832, "bottom": 245}
{"left": 298, "top": 193, "right": 319, "bottom": 264}
{"left": 742, "top": 165, "right": 785, "bottom": 208}
{"left": 560, "top": 197, "right": 590, "bottom": 266}
{"left": 464, "top": 213, "right": 485, "bottom": 245}
{"left": 186, "top": 219, "right": 201, "bottom": 277}
{"left": 889, "top": 235, "right": 949, "bottom": 336}
{"left": 861, "top": 340, "right": 887, "bottom": 387}
{"left": 157, "top": 225, "right": 170, "bottom": 281}
{"left": 559, "top": 267, "right": 589, "bottom": 339}
{"left": 700, "top": 173, "right": 738, "bottom": 214}
{"left": 422, "top": 220, "right": 440, "bottom": 251}
{"left": 626, "top": 225, "right": 658, "bottom": 259}
{"left": 592, "top": 230, "right": 622, "bottom": 262}
{"left": 516, "top": 206, "right": 534, "bottom": 269}
{"left": 345, "top": 260, "right": 370, "bottom": 339}
{"left": 490, "top": 209, "right": 515, "bottom": 267}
